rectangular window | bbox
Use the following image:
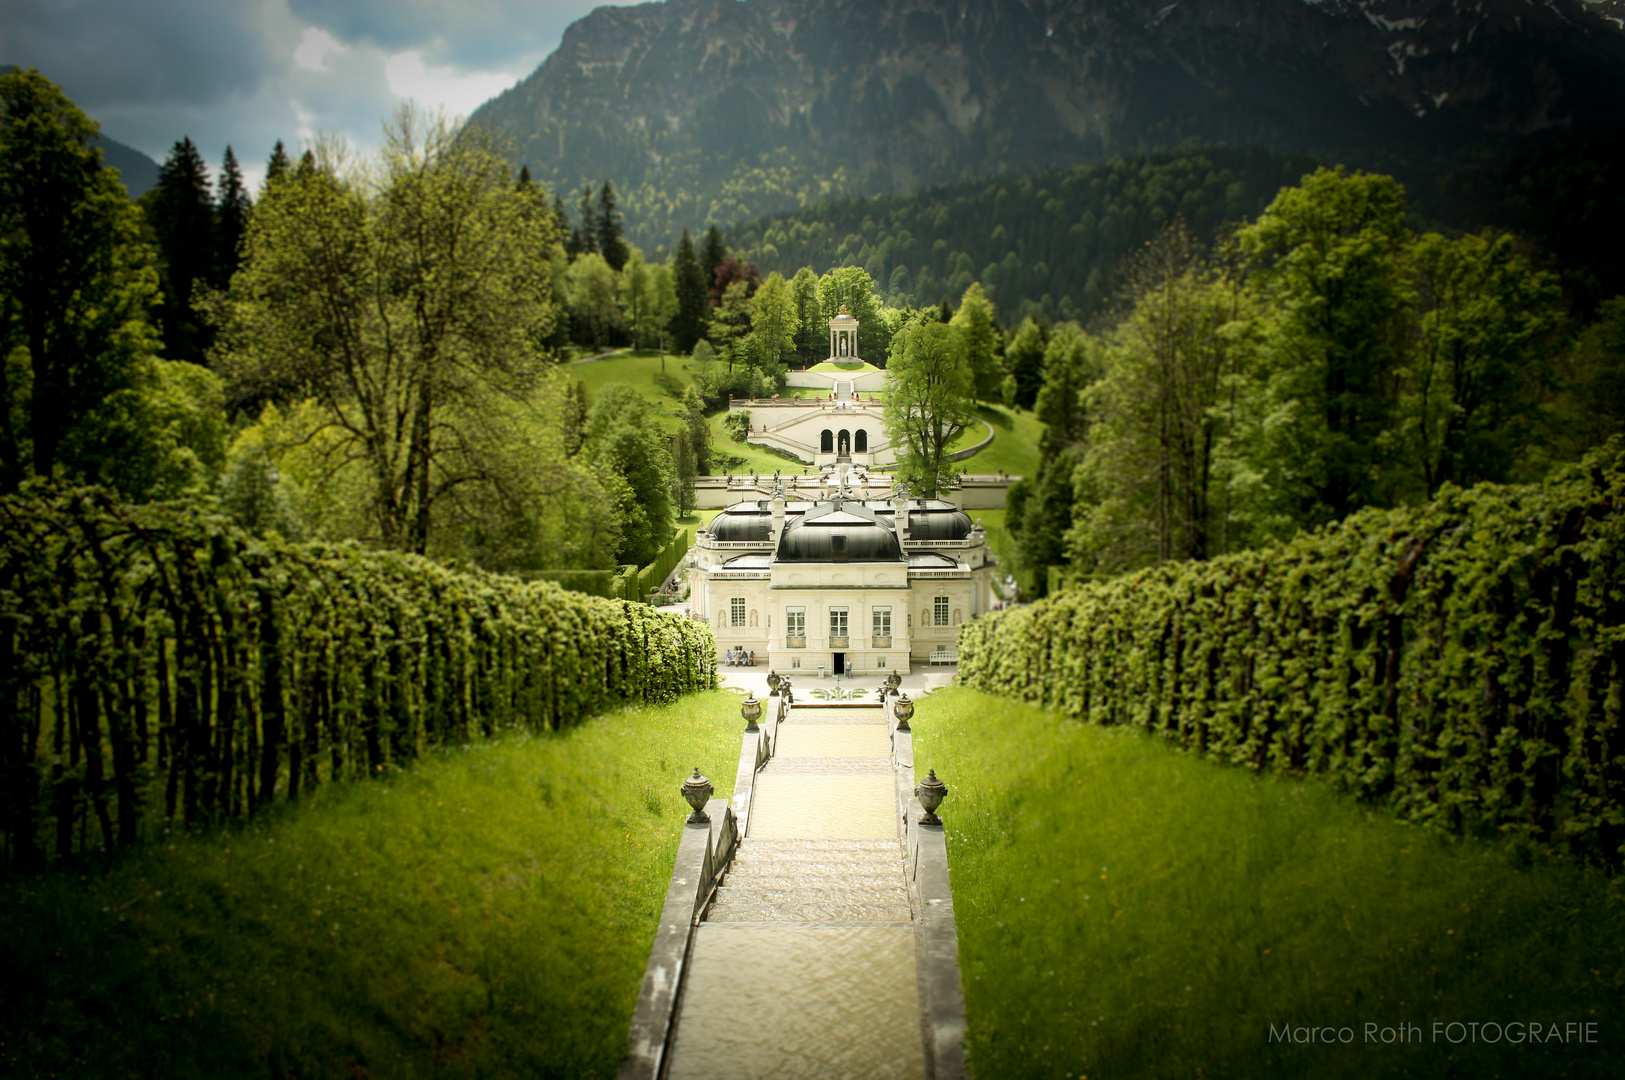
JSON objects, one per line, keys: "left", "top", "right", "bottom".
{"left": 872, "top": 606, "right": 891, "bottom": 639}
{"left": 934, "top": 596, "right": 950, "bottom": 626}
{"left": 831, "top": 534, "right": 847, "bottom": 557}
{"left": 786, "top": 607, "right": 806, "bottom": 645}
{"left": 730, "top": 598, "right": 746, "bottom": 627}
{"left": 792, "top": 657, "right": 801, "bottom": 669}
{"left": 829, "top": 607, "right": 849, "bottom": 641}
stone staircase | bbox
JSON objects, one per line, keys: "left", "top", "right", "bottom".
{"left": 708, "top": 838, "right": 910, "bottom": 924}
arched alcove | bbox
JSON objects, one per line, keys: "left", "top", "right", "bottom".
{"left": 854, "top": 429, "right": 868, "bottom": 452}
{"left": 838, "top": 429, "right": 851, "bottom": 455}
{"left": 820, "top": 429, "right": 834, "bottom": 453}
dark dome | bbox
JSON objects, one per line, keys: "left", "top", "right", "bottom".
{"left": 709, "top": 508, "right": 772, "bottom": 542}
{"left": 907, "top": 503, "right": 974, "bottom": 541}
{"left": 778, "top": 503, "right": 901, "bottom": 562}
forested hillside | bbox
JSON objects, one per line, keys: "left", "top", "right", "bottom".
{"left": 732, "top": 148, "right": 1317, "bottom": 323}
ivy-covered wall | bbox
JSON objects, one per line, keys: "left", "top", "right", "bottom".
{"left": 0, "top": 489, "right": 717, "bottom": 868}
{"left": 959, "top": 446, "right": 1625, "bottom": 865}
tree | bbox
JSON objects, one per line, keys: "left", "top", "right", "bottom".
{"left": 748, "top": 271, "right": 798, "bottom": 370}
{"left": 711, "top": 279, "right": 754, "bottom": 370}
{"left": 1400, "top": 231, "right": 1558, "bottom": 496}
{"left": 951, "top": 281, "right": 1003, "bottom": 400}
{"left": 263, "top": 139, "right": 290, "bottom": 192}
{"left": 1239, "top": 167, "right": 1411, "bottom": 524}
{"left": 647, "top": 262, "right": 678, "bottom": 362}
{"left": 147, "top": 136, "right": 215, "bottom": 363}
{"left": 1003, "top": 316, "right": 1048, "bottom": 409}
{"left": 569, "top": 182, "right": 597, "bottom": 259}
{"left": 0, "top": 69, "right": 164, "bottom": 491}
{"left": 621, "top": 247, "right": 653, "bottom": 347}
{"left": 791, "top": 266, "right": 822, "bottom": 365}
{"left": 1069, "top": 222, "right": 1246, "bottom": 570}
{"left": 583, "top": 383, "right": 673, "bottom": 566}
{"left": 671, "top": 229, "right": 708, "bottom": 352}
{"left": 669, "top": 428, "right": 697, "bottom": 514}
{"left": 567, "top": 252, "right": 623, "bottom": 350}
{"left": 596, "top": 180, "right": 629, "bottom": 271}
{"left": 681, "top": 384, "right": 712, "bottom": 474}
{"left": 213, "top": 106, "right": 562, "bottom": 554}
{"left": 1562, "top": 296, "right": 1625, "bottom": 450}
{"left": 882, "top": 320, "right": 975, "bottom": 496}
{"left": 214, "top": 145, "right": 251, "bottom": 288}
{"left": 700, "top": 225, "right": 727, "bottom": 300}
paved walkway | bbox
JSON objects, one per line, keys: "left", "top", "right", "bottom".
{"left": 664, "top": 706, "right": 926, "bottom": 1080}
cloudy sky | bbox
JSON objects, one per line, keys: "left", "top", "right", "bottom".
{"left": 1, "top": 0, "right": 636, "bottom": 188}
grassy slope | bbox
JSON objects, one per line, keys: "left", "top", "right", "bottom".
{"left": 1, "top": 692, "right": 744, "bottom": 1080}
{"left": 913, "top": 687, "right": 1622, "bottom": 1080}
{"left": 808, "top": 361, "right": 879, "bottom": 373}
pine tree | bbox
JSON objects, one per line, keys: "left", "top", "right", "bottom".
{"left": 149, "top": 136, "right": 215, "bottom": 363}
{"left": 570, "top": 183, "right": 597, "bottom": 259}
{"left": 214, "top": 145, "right": 251, "bottom": 288}
{"left": 263, "top": 139, "right": 290, "bottom": 192}
{"left": 596, "top": 180, "right": 629, "bottom": 271}
{"left": 700, "top": 225, "right": 727, "bottom": 302}
{"left": 672, "top": 229, "right": 708, "bottom": 353}
{"left": 517, "top": 164, "right": 533, "bottom": 192}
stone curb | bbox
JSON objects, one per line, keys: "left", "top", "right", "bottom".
{"left": 887, "top": 692, "right": 972, "bottom": 1080}
{"left": 617, "top": 693, "right": 786, "bottom": 1080}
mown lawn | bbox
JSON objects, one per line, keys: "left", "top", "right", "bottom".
{"left": 912, "top": 687, "right": 1622, "bottom": 1080}
{"left": 1, "top": 692, "right": 745, "bottom": 1080}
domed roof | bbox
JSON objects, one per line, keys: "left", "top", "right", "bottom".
{"left": 708, "top": 506, "right": 772, "bottom": 543}
{"left": 906, "top": 502, "right": 974, "bottom": 541}
{"left": 777, "top": 500, "right": 901, "bottom": 562}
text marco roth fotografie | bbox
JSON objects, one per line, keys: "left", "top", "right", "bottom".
{"left": 1269, "top": 1021, "right": 1599, "bottom": 1046}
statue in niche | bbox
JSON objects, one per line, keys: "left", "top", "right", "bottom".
{"left": 839, "top": 337, "right": 848, "bottom": 356}
{"left": 750, "top": 609, "right": 758, "bottom": 627}
{"left": 953, "top": 608, "right": 962, "bottom": 625}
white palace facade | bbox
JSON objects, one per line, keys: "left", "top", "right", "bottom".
{"left": 689, "top": 479, "right": 998, "bottom": 674}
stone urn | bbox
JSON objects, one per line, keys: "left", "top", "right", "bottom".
{"left": 915, "top": 769, "right": 947, "bottom": 826}
{"left": 681, "top": 768, "right": 713, "bottom": 823}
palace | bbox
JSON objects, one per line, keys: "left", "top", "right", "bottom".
{"left": 691, "top": 307, "right": 996, "bottom": 672}
{"left": 689, "top": 480, "right": 997, "bottom": 674}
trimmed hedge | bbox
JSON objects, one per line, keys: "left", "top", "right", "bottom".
{"left": 0, "top": 488, "right": 717, "bottom": 868}
{"left": 516, "top": 569, "right": 616, "bottom": 598}
{"left": 638, "top": 525, "right": 696, "bottom": 599}
{"left": 959, "top": 445, "right": 1625, "bottom": 864}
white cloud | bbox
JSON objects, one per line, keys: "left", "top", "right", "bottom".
{"left": 293, "top": 27, "right": 348, "bottom": 72}
{"left": 383, "top": 50, "right": 521, "bottom": 119}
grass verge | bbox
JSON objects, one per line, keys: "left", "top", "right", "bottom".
{"left": 1, "top": 692, "right": 744, "bottom": 1080}
{"left": 913, "top": 686, "right": 1622, "bottom": 1080}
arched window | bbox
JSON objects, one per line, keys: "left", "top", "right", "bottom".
{"left": 820, "top": 429, "right": 834, "bottom": 453}
{"left": 854, "top": 429, "right": 868, "bottom": 452}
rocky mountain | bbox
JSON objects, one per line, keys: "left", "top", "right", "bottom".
{"left": 470, "top": 0, "right": 1625, "bottom": 244}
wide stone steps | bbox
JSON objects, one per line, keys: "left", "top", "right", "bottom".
{"left": 709, "top": 838, "right": 911, "bottom": 924}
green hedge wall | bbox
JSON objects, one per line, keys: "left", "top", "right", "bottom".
{"left": 959, "top": 446, "right": 1625, "bottom": 865}
{"left": 638, "top": 526, "right": 696, "bottom": 599}
{"left": 517, "top": 569, "right": 616, "bottom": 599}
{"left": 0, "top": 488, "right": 717, "bottom": 868}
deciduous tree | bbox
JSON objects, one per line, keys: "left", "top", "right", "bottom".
{"left": 212, "top": 106, "right": 561, "bottom": 554}
{"left": 882, "top": 320, "right": 975, "bottom": 496}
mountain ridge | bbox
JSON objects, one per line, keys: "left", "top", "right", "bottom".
{"left": 470, "top": 0, "right": 1625, "bottom": 242}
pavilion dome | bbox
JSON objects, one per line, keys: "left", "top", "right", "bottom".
{"left": 905, "top": 502, "right": 974, "bottom": 541}
{"left": 777, "top": 500, "right": 901, "bottom": 562}
{"left": 708, "top": 505, "right": 773, "bottom": 543}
